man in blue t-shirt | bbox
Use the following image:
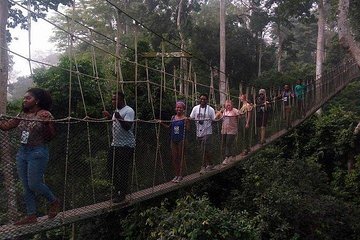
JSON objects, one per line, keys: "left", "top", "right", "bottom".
{"left": 103, "top": 92, "right": 135, "bottom": 203}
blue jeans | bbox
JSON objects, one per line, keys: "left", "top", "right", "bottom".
{"left": 16, "top": 145, "right": 56, "bottom": 215}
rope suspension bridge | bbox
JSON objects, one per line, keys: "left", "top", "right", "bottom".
{"left": 1, "top": 1, "right": 360, "bottom": 239}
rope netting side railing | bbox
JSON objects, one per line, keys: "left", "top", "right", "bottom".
{"left": 0, "top": 59, "right": 359, "bottom": 238}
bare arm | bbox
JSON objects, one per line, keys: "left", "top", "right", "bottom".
{"left": 245, "top": 111, "right": 251, "bottom": 128}
{"left": 159, "top": 120, "right": 170, "bottom": 128}
{"left": 0, "top": 119, "right": 20, "bottom": 131}
{"left": 185, "top": 118, "right": 190, "bottom": 130}
{"left": 38, "top": 110, "right": 56, "bottom": 140}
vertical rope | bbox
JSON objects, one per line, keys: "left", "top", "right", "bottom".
{"left": 253, "top": 87, "right": 257, "bottom": 135}
{"left": 27, "top": 0, "right": 33, "bottom": 75}
{"left": 61, "top": 10, "right": 75, "bottom": 224}
{"left": 89, "top": 29, "right": 110, "bottom": 146}
{"left": 68, "top": 4, "right": 96, "bottom": 203}
{"left": 130, "top": 25, "right": 140, "bottom": 199}
{"left": 134, "top": 25, "right": 139, "bottom": 116}
{"left": 173, "top": 66, "right": 178, "bottom": 101}
{"left": 159, "top": 41, "right": 164, "bottom": 119}
{"left": 146, "top": 59, "right": 151, "bottom": 103}
{"left": 115, "top": 10, "right": 124, "bottom": 93}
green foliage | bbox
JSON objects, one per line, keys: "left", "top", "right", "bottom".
{"left": 253, "top": 62, "right": 314, "bottom": 89}
{"left": 121, "top": 196, "right": 257, "bottom": 240}
{"left": 332, "top": 155, "right": 360, "bottom": 204}
{"left": 349, "top": 0, "right": 360, "bottom": 41}
{"left": 224, "top": 141, "right": 360, "bottom": 239}
{"left": 325, "top": 80, "right": 360, "bottom": 115}
{"left": 6, "top": 99, "right": 22, "bottom": 115}
{"left": 32, "top": 54, "right": 110, "bottom": 118}
{"left": 323, "top": 36, "right": 348, "bottom": 69}
{"left": 310, "top": 107, "right": 356, "bottom": 174}
{"left": 8, "top": 76, "right": 34, "bottom": 101}
{"left": 7, "top": 0, "right": 73, "bottom": 41}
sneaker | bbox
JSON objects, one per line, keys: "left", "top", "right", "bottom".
{"left": 199, "top": 166, "right": 206, "bottom": 174}
{"left": 206, "top": 165, "right": 214, "bottom": 171}
{"left": 171, "top": 176, "right": 178, "bottom": 183}
{"left": 48, "top": 199, "right": 61, "bottom": 219}
{"left": 222, "top": 157, "right": 229, "bottom": 165}
{"left": 174, "top": 176, "right": 183, "bottom": 183}
{"left": 14, "top": 215, "right": 37, "bottom": 225}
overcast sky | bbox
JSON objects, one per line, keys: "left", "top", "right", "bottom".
{"left": 8, "top": 14, "right": 57, "bottom": 82}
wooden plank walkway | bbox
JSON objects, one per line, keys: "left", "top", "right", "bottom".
{"left": 0, "top": 124, "right": 293, "bottom": 239}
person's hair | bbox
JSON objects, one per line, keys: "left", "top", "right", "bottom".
{"left": 225, "top": 99, "right": 233, "bottom": 105}
{"left": 200, "top": 93, "right": 208, "bottom": 99}
{"left": 259, "top": 89, "right": 266, "bottom": 95}
{"left": 114, "top": 91, "right": 125, "bottom": 100}
{"left": 240, "top": 94, "right": 247, "bottom": 100}
{"left": 26, "top": 88, "right": 52, "bottom": 111}
{"left": 176, "top": 101, "right": 186, "bottom": 109}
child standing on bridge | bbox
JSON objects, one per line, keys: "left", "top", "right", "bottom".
{"left": 160, "top": 101, "right": 189, "bottom": 183}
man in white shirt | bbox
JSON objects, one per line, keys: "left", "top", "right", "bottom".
{"left": 103, "top": 92, "right": 135, "bottom": 203}
{"left": 190, "top": 93, "right": 216, "bottom": 174}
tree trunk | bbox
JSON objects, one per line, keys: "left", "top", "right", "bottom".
{"left": 276, "top": 23, "right": 283, "bottom": 73}
{"left": 338, "top": 0, "right": 360, "bottom": 66}
{"left": 316, "top": 0, "right": 326, "bottom": 80}
{"left": 0, "top": 0, "right": 19, "bottom": 222}
{"left": 219, "top": 0, "right": 226, "bottom": 104}
{"left": 315, "top": 0, "right": 326, "bottom": 110}
{"left": 258, "top": 33, "right": 263, "bottom": 77}
{"left": 115, "top": 9, "right": 124, "bottom": 91}
{"left": 177, "top": 0, "right": 188, "bottom": 96}
{"left": 0, "top": 0, "right": 8, "bottom": 108}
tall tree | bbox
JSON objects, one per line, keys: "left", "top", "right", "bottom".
{"left": 219, "top": 0, "right": 226, "bottom": 104}
{"left": 264, "top": 0, "right": 315, "bottom": 72}
{"left": 177, "top": 0, "right": 188, "bottom": 95}
{"left": 316, "top": 0, "right": 326, "bottom": 80}
{"left": 0, "top": 0, "right": 16, "bottom": 223}
{"left": 338, "top": 0, "right": 360, "bottom": 66}
{"left": 0, "top": 0, "right": 8, "bottom": 115}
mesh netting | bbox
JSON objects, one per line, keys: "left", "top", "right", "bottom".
{"left": 0, "top": 60, "right": 359, "bottom": 238}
